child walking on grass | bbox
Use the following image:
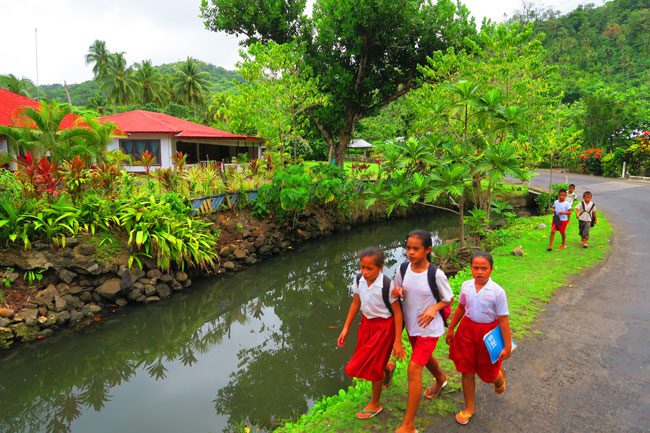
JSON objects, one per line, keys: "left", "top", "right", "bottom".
{"left": 392, "top": 230, "right": 453, "bottom": 433}
{"left": 575, "top": 191, "right": 597, "bottom": 248}
{"left": 338, "top": 246, "right": 406, "bottom": 420}
{"left": 547, "top": 188, "right": 572, "bottom": 251}
{"left": 446, "top": 252, "right": 512, "bottom": 425}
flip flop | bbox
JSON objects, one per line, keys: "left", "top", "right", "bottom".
{"left": 559, "top": 244, "right": 567, "bottom": 249}
{"left": 546, "top": 247, "right": 552, "bottom": 251}
{"left": 356, "top": 407, "right": 383, "bottom": 420}
{"left": 424, "top": 379, "right": 447, "bottom": 400}
{"left": 455, "top": 410, "right": 473, "bottom": 425}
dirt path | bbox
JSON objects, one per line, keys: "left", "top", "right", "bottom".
{"left": 425, "top": 172, "right": 650, "bottom": 433}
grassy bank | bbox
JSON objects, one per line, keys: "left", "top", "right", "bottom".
{"left": 273, "top": 213, "right": 613, "bottom": 433}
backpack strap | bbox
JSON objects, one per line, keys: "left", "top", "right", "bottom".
{"left": 381, "top": 275, "right": 393, "bottom": 315}
{"left": 399, "top": 261, "right": 409, "bottom": 280}
{"left": 579, "top": 201, "right": 594, "bottom": 220}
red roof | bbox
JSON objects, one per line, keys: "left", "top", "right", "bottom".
{"left": 99, "top": 110, "right": 263, "bottom": 142}
{"left": 0, "top": 88, "right": 80, "bottom": 129}
{"left": 0, "top": 88, "right": 39, "bottom": 126}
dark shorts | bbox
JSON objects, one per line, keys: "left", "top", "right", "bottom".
{"left": 578, "top": 220, "right": 591, "bottom": 240}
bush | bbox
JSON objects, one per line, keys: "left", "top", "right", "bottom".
{"left": 601, "top": 149, "right": 625, "bottom": 178}
{"left": 535, "top": 183, "right": 568, "bottom": 214}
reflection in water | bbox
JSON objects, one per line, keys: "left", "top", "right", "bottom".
{"left": 0, "top": 214, "right": 457, "bottom": 433}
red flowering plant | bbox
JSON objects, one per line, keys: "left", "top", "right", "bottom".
{"left": 350, "top": 162, "right": 370, "bottom": 180}
{"left": 15, "top": 152, "right": 64, "bottom": 199}
{"left": 580, "top": 148, "right": 604, "bottom": 175}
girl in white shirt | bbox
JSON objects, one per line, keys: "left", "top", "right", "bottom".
{"left": 338, "top": 246, "right": 406, "bottom": 420}
{"left": 446, "top": 252, "right": 512, "bottom": 425}
{"left": 392, "top": 230, "right": 453, "bottom": 433}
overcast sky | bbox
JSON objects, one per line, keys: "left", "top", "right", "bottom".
{"left": 1, "top": 0, "right": 592, "bottom": 85}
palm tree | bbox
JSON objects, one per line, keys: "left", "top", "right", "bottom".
{"left": 0, "top": 74, "right": 35, "bottom": 97}
{"left": 0, "top": 101, "right": 95, "bottom": 163}
{"left": 99, "top": 52, "right": 136, "bottom": 107}
{"left": 85, "top": 40, "right": 111, "bottom": 78}
{"left": 171, "top": 57, "right": 211, "bottom": 115}
{"left": 134, "top": 60, "right": 166, "bottom": 105}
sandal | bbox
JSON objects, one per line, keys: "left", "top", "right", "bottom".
{"left": 494, "top": 369, "right": 506, "bottom": 394}
{"left": 424, "top": 379, "right": 447, "bottom": 400}
{"left": 356, "top": 407, "right": 383, "bottom": 419}
{"left": 455, "top": 410, "right": 473, "bottom": 425}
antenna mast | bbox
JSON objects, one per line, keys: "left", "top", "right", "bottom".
{"left": 35, "top": 28, "right": 40, "bottom": 101}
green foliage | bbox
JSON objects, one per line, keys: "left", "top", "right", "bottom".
{"left": 203, "top": 0, "right": 477, "bottom": 164}
{"left": 116, "top": 194, "right": 218, "bottom": 271}
{"left": 600, "top": 149, "right": 625, "bottom": 178}
{"left": 464, "top": 208, "right": 488, "bottom": 238}
{"left": 535, "top": 183, "right": 568, "bottom": 214}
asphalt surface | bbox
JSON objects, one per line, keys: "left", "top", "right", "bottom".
{"left": 425, "top": 171, "right": 650, "bottom": 433}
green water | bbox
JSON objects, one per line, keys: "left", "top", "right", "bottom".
{"left": 0, "top": 214, "right": 458, "bottom": 433}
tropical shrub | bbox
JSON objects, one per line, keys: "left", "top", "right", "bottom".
{"left": 580, "top": 148, "right": 604, "bottom": 175}
{"left": 116, "top": 194, "right": 218, "bottom": 271}
{"left": 600, "top": 148, "right": 625, "bottom": 178}
{"left": 15, "top": 153, "right": 63, "bottom": 199}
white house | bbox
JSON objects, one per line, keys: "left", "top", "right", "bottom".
{"left": 100, "top": 110, "right": 264, "bottom": 172}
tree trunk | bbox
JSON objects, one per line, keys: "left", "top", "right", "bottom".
{"left": 459, "top": 196, "right": 466, "bottom": 247}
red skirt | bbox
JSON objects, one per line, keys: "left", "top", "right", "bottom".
{"left": 345, "top": 315, "right": 395, "bottom": 382}
{"left": 449, "top": 318, "right": 501, "bottom": 383}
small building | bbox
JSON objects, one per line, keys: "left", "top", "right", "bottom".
{"left": 100, "top": 110, "right": 264, "bottom": 172}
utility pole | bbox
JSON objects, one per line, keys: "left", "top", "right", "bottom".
{"left": 34, "top": 28, "right": 40, "bottom": 101}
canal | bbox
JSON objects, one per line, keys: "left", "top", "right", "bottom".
{"left": 0, "top": 213, "right": 458, "bottom": 433}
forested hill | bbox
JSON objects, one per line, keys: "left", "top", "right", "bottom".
{"left": 37, "top": 60, "right": 241, "bottom": 106}
{"left": 533, "top": 0, "right": 649, "bottom": 100}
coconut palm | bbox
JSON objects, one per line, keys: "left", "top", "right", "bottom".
{"left": 85, "top": 40, "right": 111, "bottom": 78}
{"left": 0, "top": 74, "right": 35, "bottom": 97}
{"left": 171, "top": 57, "right": 211, "bottom": 114}
{"left": 99, "top": 52, "right": 136, "bottom": 107}
{"left": 134, "top": 60, "right": 166, "bottom": 104}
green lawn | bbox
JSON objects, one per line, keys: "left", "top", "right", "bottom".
{"left": 304, "top": 160, "right": 380, "bottom": 180}
{"left": 274, "top": 213, "right": 613, "bottom": 433}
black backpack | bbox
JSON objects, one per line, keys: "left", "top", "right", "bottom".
{"left": 399, "top": 262, "right": 452, "bottom": 327}
{"left": 355, "top": 273, "right": 395, "bottom": 315}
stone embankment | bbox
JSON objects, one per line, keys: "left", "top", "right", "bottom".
{"left": 0, "top": 203, "right": 390, "bottom": 349}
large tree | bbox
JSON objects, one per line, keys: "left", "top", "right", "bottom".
{"left": 85, "top": 40, "right": 111, "bottom": 78}
{"left": 201, "top": 0, "right": 476, "bottom": 164}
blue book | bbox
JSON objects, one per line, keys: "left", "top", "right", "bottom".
{"left": 483, "top": 325, "right": 517, "bottom": 364}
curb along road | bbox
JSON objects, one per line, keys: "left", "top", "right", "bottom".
{"left": 426, "top": 171, "right": 650, "bottom": 433}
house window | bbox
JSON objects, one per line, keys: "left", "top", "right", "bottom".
{"left": 119, "top": 139, "right": 161, "bottom": 165}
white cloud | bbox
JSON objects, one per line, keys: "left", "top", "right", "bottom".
{"left": 0, "top": 0, "right": 587, "bottom": 85}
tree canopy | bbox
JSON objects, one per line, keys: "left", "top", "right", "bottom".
{"left": 201, "top": 0, "right": 477, "bottom": 164}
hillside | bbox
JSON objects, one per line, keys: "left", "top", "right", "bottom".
{"left": 533, "top": 0, "right": 649, "bottom": 101}
{"left": 35, "top": 60, "right": 242, "bottom": 106}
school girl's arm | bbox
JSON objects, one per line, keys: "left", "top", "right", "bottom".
{"left": 337, "top": 294, "right": 361, "bottom": 348}
{"left": 391, "top": 300, "right": 406, "bottom": 359}
{"left": 498, "top": 315, "right": 513, "bottom": 361}
{"left": 445, "top": 302, "right": 466, "bottom": 345}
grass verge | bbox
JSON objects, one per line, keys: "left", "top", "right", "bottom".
{"left": 271, "top": 212, "right": 612, "bottom": 433}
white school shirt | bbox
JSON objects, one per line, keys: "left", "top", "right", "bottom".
{"left": 553, "top": 200, "right": 572, "bottom": 221}
{"left": 352, "top": 274, "right": 397, "bottom": 319}
{"left": 575, "top": 201, "right": 597, "bottom": 222}
{"left": 458, "top": 278, "right": 509, "bottom": 324}
{"left": 394, "top": 263, "right": 453, "bottom": 338}
{"left": 566, "top": 191, "right": 577, "bottom": 206}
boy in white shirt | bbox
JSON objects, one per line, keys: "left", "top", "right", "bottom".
{"left": 547, "top": 189, "right": 572, "bottom": 251}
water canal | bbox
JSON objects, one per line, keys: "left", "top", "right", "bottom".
{"left": 0, "top": 213, "right": 458, "bottom": 433}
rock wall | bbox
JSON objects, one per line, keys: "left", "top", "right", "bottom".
{"left": 0, "top": 202, "right": 404, "bottom": 349}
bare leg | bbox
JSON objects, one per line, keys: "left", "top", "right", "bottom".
{"left": 548, "top": 230, "right": 556, "bottom": 249}
{"left": 395, "top": 361, "right": 424, "bottom": 433}
{"left": 461, "top": 373, "right": 476, "bottom": 415}
{"left": 425, "top": 356, "right": 447, "bottom": 386}
{"left": 560, "top": 231, "right": 567, "bottom": 247}
{"left": 357, "top": 380, "right": 383, "bottom": 419}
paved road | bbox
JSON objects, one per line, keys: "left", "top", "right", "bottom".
{"left": 426, "top": 171, "right": 650, "bottom": 433}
